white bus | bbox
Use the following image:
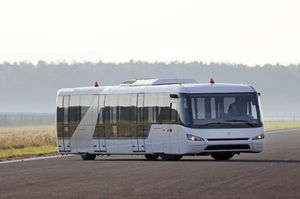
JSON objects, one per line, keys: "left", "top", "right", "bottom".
{"left": 56, "top": 78, "right": 264, "bottom": 161}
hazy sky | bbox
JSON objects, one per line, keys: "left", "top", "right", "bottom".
{"left": 0, "top": 0, "right": 299, "bottom": 65}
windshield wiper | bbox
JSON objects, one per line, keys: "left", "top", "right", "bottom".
{"left": 225, "top": 119, "right": 256, "bottom": 127}
{"left": 199, "top": 122, "right": 233, "bottom": 128}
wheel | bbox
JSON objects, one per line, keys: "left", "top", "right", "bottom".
{"left": 81, "top": 153, "right": 96, "bottom": 160}
{"left": 210, "top": 152, "right": 234, "bottom": 160}
{"left": 159, "top": 154, "right": 182, "bottom": 161}
{"left": 145, "top": 154, "right": 159, "bottom": 160}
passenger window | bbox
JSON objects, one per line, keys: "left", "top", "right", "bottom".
{"left": 80, "top": 95, "right": 92, "bottom": 120}
{"left": 69, "top": 95, "right": 81, "bottom": 125}
{"left": 118, "top": 94, "right": 132, "bottom": 137}
{"left": 157, "top": 94, "right": 171, "bottom": 123}
{"left": 104, "top": 94, "right": 118, "bottom": 137}
{"left": 63, "top": 95, "right": 69, "bottom": 125}
{"left": 170, "top": 101, "right": 178, "bottom": 123}
{"left": 144, "top": 94, "right": 157, "bottom": 124}
{"left": 56, "top": 96, "right": 63, "bottom": 137}
{"left": 97, "top": 95, "right": 105, "bottom": 124}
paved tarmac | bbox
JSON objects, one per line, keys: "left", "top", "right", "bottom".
{"left": 0, "top": 129, "right": 300, "bottom": 199}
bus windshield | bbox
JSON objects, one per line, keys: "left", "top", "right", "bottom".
{"left": 179, "top": 93, "right": 262, "bottom": 128}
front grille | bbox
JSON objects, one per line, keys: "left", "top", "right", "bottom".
{"left": 205, "top": 144, "right": 250, "bottom": 150}
{"left": 207, "top": 138, "right": 249, "bottom": 141}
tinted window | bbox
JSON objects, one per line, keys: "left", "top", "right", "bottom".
{"left": 104, "top": 95, "right": 118, "bottom": 137}
{"left": 68, "top": 95, "right": 81, "bottom": 137}
{"left": 97, "top": 95, "right": 105, "bottom": 124}
{"left": 63, "top": 96, "right": 69, "bottom": 125}
{"left": 144, "top": 94, "right": 157, "bottom": 123}
{"left": 143, "top": 94, "right": 157, "bottom": 135}
{"left": 157, "top": 94, "right": 170, "bottom": 123}
{"left": 69, "top": 95, "right": 81, "bottom": 125}
{"left": 118, "top": 94, "right": 132, "bottom": 137}
{"left": 56, "top": 96, "right": 63, "bottom": 137}
{"left": 170, "top": 100, "right": 178, "bottom": 123}
{"left": 179, "top": 95, "right": 191, "bottom": 125}
{"left": 80, "top": 95, "right": 92, "bottom": 121}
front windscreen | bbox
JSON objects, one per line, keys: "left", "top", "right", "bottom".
{"left": 180, "top": 93, "right": 262, "bottom": 128}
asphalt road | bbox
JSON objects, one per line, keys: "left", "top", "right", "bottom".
{"left": 1, "top": 129, "right": 300, "bottom": 199}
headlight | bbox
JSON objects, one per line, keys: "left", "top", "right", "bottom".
{"left": 186, "top": 134, "right": 205, "bottom": 141}
{"left": 253, "top": 134, "right": 265, "bottom": 140}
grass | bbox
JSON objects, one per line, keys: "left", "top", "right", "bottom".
{"left": 0, "top": 125, "right": 57, "bottom": 160}
{"left": 264, "top": 121, "right": 300, "bottom": 132}
{"left": 0, "top": 121, "right": 300, "bottom": 160}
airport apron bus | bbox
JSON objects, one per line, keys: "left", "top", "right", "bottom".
{"left": 56, "top": 78, "right": 264, "bottom": 161}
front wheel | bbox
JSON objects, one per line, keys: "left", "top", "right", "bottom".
{"left": 145, "top": 154, "right": 159, "bottom": 160}
{"left": 81, "top": 153, "right": 96, "bottom": 160}
{"left": 210, "top": 152, "right": 234, "bottom": 161}
{"left": 160, "top": 154, "right": 182, "bottom": 161}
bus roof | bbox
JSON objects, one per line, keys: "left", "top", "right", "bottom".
{"left": 57, "top": 82, "right": 257, "bottom": 96}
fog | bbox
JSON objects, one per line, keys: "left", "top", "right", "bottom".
{"left": 1, "top": 61, "right": 299, "bottom": 120}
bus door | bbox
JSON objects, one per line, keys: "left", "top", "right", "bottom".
{"left": 93, "top": 95, "right": 107, "bottom": 152}
{"left": 62, "top": 95, "right": 71, "bottom": 152}
{"left": 132, "top": 93, "right": 145, "bottom": 152}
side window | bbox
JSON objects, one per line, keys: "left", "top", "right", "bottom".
{"left": 63, "top": 95, "right": 69, "bottom": 125}
{"left": 179, "top": 96, "right": 191, "bottom": 125}
{"left": 97, "top": 95, "right": 105, "bottom": 124}
{"left": 104, "top": 94, "right": 118, "bottom": 137}
{"left": 130, "top": 94, "right": 137, "bottom": 123}
{"left": 69, "top": 95, "right": 81, "bottom": 125}
{"left": 118, "top": 94, "right": 131, "bottom": 137}
{"left": 107, "top": 95, "right": 118, "bottom": 124}
{"left": 170, "top": 101, "right": 178, "bottom": 123}
{"left": 250, "top": 101, "right": 258, "bottom": 119}
{"left": 144, "top": 94, "right": 157, "bottom": 124}
{"left": 57, "top": 96, "right": 63, "bottom": 124}
{"left": 56, "top": 96, "right": 63, "bottom": 137}
{"left": 80, "top": 95, "right": 92, "bottom": 120}
{"left": 157, "top": 94, "right": 171, "bottom": 123}
{"left": 119, "top": 94, "right": 131, "bottom": 124}
{"left": 68, "top": 95, "right": 81, "bottom": 137}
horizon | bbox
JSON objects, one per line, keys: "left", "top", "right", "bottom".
{"left": 1, "top": 59, "right": 300, "bottom": 67}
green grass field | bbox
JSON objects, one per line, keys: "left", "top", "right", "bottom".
{"left": 0, "top": 121, "right": 300, "bottom": 160}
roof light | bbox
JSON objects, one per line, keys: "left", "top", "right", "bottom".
{"left": 209, "top": 77, "right": 215, "bottom": 84}
{"left": 94, "top": 81, "right": 99, "bottom": 87}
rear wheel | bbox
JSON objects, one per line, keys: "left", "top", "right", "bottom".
{"left": 160, "top": 154, "right": 182, "bottom": 161}
{"left": 210, "top": 152, "right": 234, "bottom": 160}
{"left": 81, "top": 153, "right": 96, "bottom": 160}
{"left": 145, "top": 154, "right": 159, "bottom": 160}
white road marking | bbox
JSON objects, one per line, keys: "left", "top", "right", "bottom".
{"left": 0, "top": 154, "right": 74, "bottom": 165}
{"left": 267, "top": 128, "right": 300, "bottom": 134}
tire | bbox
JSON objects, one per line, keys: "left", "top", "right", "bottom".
{"left": 210, "top": 152, "right": 234, "bottom": 161}
{"left": 160, "top": 154, "right": 182, "bottom": 161}
{"left": 81, "top": 153, "right": 96, "bottom": 160}
{"left": 145, "top": 154, "right": 159, "bottom": 160}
